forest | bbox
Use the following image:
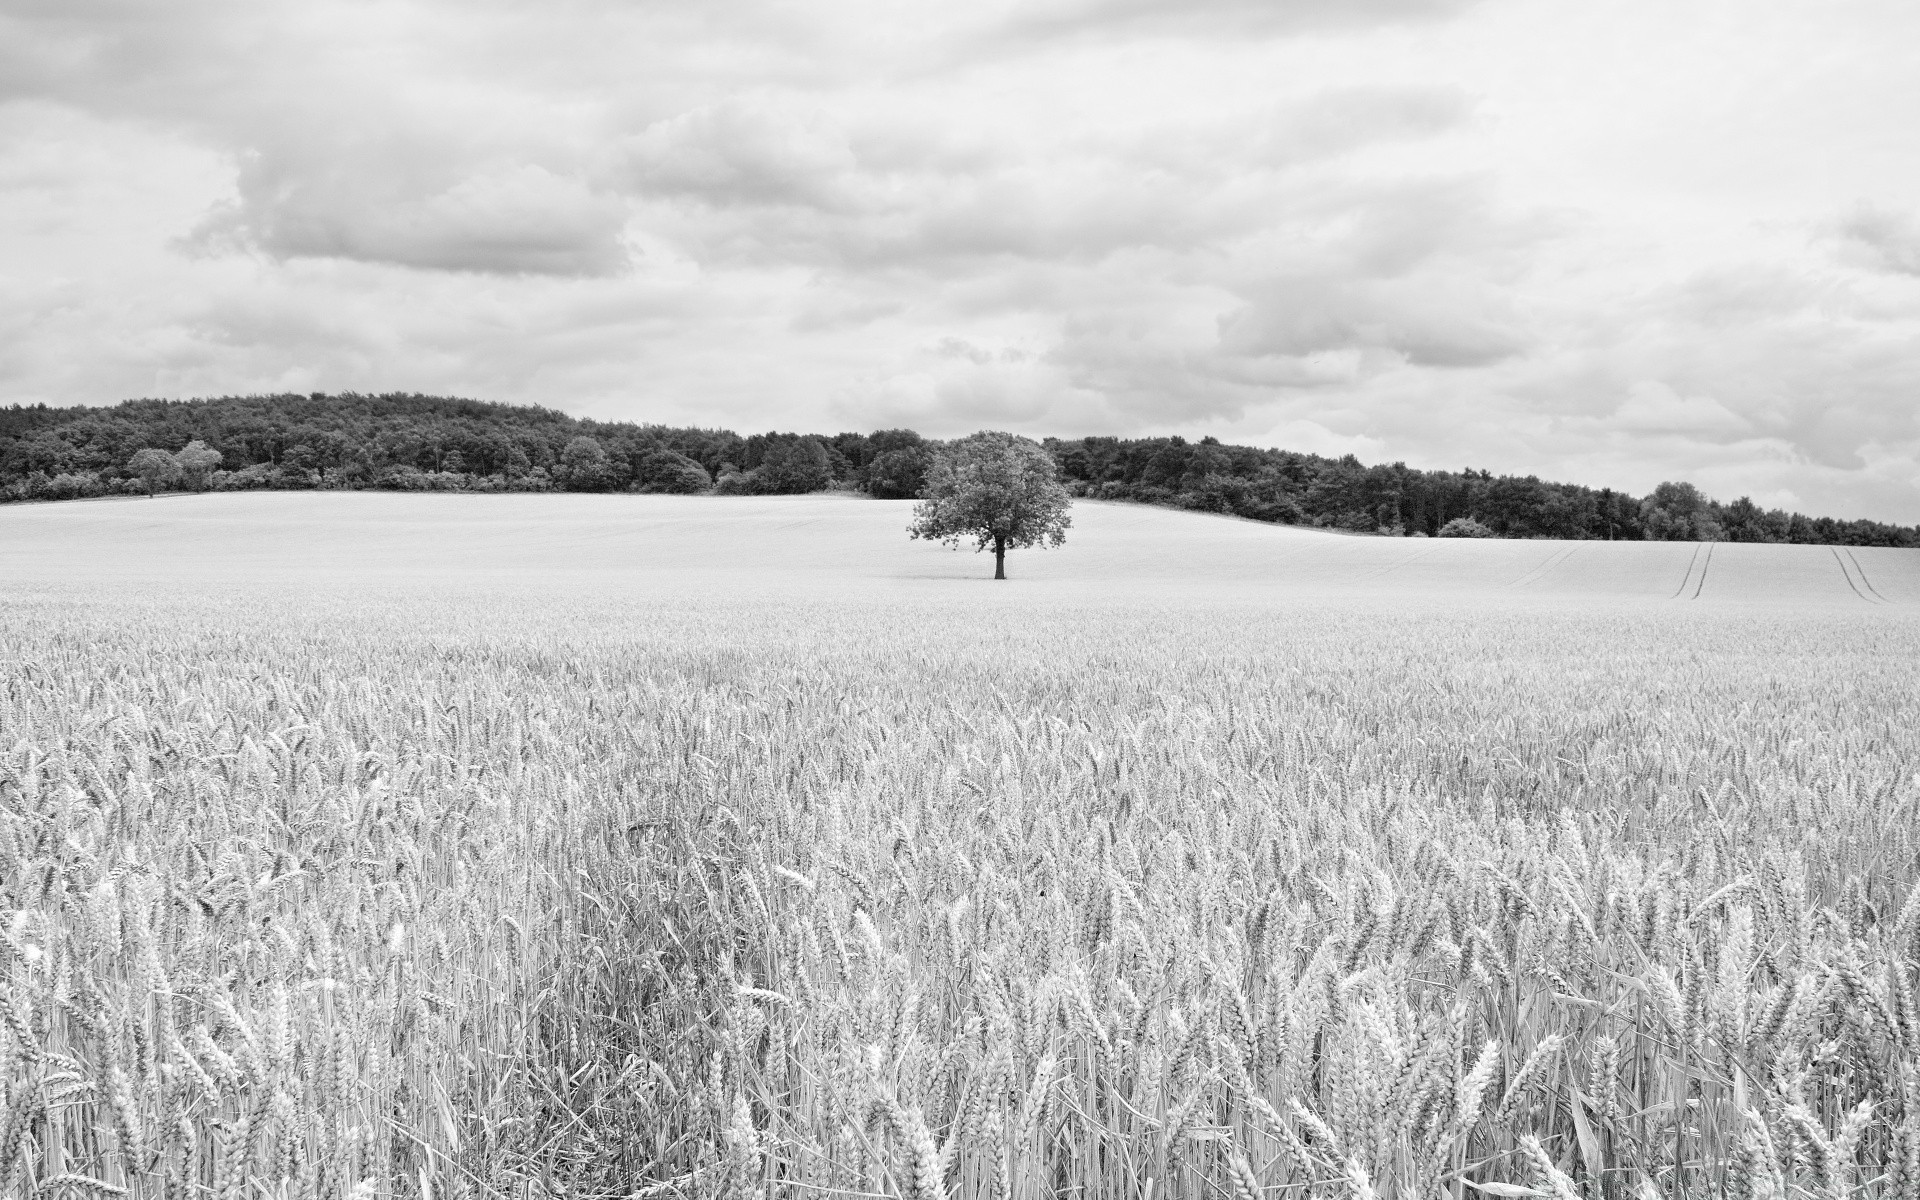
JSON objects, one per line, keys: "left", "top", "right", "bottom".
{"left": 3, "top": 391, "right": 1915, "bottom": 546}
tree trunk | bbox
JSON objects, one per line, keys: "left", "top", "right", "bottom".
{"left": 993, "top": 534, "right": 1006, "bottom": 580}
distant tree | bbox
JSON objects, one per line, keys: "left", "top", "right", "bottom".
{"left": 501, "top": 444, "right": 531, "bottom": 479}
{"left": 827, "top": 432, "right": 872, "bottom": 473}
{"left": 821, "top": 441, "right": 856, "bottom": 483}
{"left": 1437, "top": 516, "right": 1496, "bottom": 538}
{"left": 908, "top": 431, "right": 1072, "bottom": 580}
{"left": 8, "top": 431, "right": 76, "bottom": 477}
{"left": 1141, "top": 437, "right": 1192, "bottom": 490}
{"left": 1641, "top": 481, "right": 1722, "bottom": 541}
{"left": 1047, "top": 438, "right": 1095, "bottom": 482}
{"left": 283, "top": 443, "right": 319, "bottom": 479}
{"left": 560, "top": 436, "right": 616, "bottom": 491}
{"left": 1234, "top": 476, "right": 1307, "bottom": 524}
{"left": 1717, "top": 495, "right": 1784, "bottom": 543}
{"left": 128, "top": 448, "right": 179, "bottom": 496}
{"left": 865, "top": 447, "right": 932, "bottom": 499}
{"left": 866, "top": 429, "right": 924, "bottom": 456}
{"left": 635, "top": 446, "right": 712, "bottom": 493}
{"left": 310, "top": 430, "right": 352, "bottom": 481}
{"left": 173, "top": 440, "right": 222, "bottom": 490}
{"left": 862, "top": 429, "right": 933, "bottom": 498}
{"left": 1597, "top": 489, "right": 1636, "bottom": 540}
{"left": 1306, "top": 454, "right": 1381, "bottom": 531}
{"left": 1480, "top": 476, "right": 1550, "bottom": 536}
{"left": 756, "top": 436, "right": 833, "bottom": 494}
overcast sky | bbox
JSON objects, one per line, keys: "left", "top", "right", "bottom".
{"left": 4, "top": 0, "right": 1919, "bottom": 520}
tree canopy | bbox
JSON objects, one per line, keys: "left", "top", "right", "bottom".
{"left": 127, "top": 448, "right": 178, "bottom": 496}
{"left": 174, "top": 440, "right": 222, "bottom": 489}
{"left": 907, "top": 431, "right": 1072, "bottom": 579}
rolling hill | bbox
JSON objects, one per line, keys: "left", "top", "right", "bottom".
{"left": 3, "top": 491, "right": 1914, "bottom": 607}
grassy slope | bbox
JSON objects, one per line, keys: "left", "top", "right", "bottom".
{"left": 3, "top": 490, "right": 1916, "bottom": 606}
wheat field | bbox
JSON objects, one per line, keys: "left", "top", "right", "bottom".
{"left": 2, "top": 494, "right": 1918, "bottom": 1200}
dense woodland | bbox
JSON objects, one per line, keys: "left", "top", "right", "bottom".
{"left": 3, "top": 392, "right": 1915, "bottom": 546}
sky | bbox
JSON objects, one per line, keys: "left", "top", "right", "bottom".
{"left": 3, "top": 0, "right": 1919, "bottom": 522}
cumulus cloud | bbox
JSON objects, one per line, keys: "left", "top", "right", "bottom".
{"left": 189, "top": 158, "right": 631, "bottom": 277}
{"left": 617, "top": 105, "right": 1282, "bottom": 270}
{"left": 2, "top": 0, "right": 637, "bottom": 277}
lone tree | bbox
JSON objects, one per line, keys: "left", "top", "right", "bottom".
{"left": 128, "top": 448, "right": 179, "bottom": 496}
{"left": 908, "top": 431, "right": 1072, "bottom": 580}
{"left": 173, "top": 440, "right": 222, "bottom": 490}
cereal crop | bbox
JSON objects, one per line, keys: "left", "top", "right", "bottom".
{"left": 1, "top": 493, "right": 1917, "bottom": 1199}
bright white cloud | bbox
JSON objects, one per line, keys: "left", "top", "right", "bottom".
{"left": 2, "top": 0, "right": 1919, "bottom": 521}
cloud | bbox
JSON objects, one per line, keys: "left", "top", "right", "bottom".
{"left": 611, "top": 87, "right": 1483, "bottom": 277}
{"left": 1208, "top": 180, "right": 1545, "bottom": 373}
{"left": 1258, "top": 87, "right": 1474, "bottom": 164}
{"left": 1836, "top": 205, "right": 1920, "bottom": 276}
{"left": 620, "top": 100, "right": 864, "bottom": 213}
{"left": 1218, "top": 274, "right": 1532, "bottom": 367}
{"left": 1608, "top": 262, "right": 1920, "bottom": 471}
{"left": 1256, "top": 418, "right": 1390, "bottom": 461}
{"left": 2, "top": 0, "right": 637, "bottom": 277}
{"left": 618, "top": 113, "right": 1258, "bottom": 270}
{"left": 829, "top": 355, "right": 1111, "bottom": 433}
{"left": 991, "top": 0, "right": 1482, "bottom": 43}
{"left": 1660, "top": 265, "right": 1828, "bottom": 328}
{"left": 1045, "top": 311, "right": 1364, "bottom": 426}
{"left": 189, "top": 158, "right": 632, "bottom": 277}
{"left": 787, "top": 293, "right": 905, "bottom": 333}
{"left": 1608, "top": 381, "right": 1750, "bottom": 437}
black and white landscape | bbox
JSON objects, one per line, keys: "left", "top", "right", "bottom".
{"left": 2, "top": 2, "right": 1918, "bottom": 1198}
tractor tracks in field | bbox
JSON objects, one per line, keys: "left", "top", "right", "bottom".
{"left": 1850, "top": 550, "right": 1896, "bottom": 602}
{"left": 1508, "top": 544, "right": 1578, "bottom": 590}
{"left": 1671, "top": 543, "right": 1714, "bottom": 599}
{"left": 1354, "top": 540, "right": 1442, "bottom": 582}
{"left": 1833, "top": 547, "right": 1893, "bottom": 604}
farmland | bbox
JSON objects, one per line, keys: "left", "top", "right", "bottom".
{"left": 2, "top": 493, "right": 1918, "bottom": 1199}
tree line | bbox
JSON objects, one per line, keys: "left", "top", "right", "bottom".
{"left": 1045, "top": 436, "right": 1920, "bottom": 546}
{"left": 1, "top": 392, "right": 1914, "bottom": 547}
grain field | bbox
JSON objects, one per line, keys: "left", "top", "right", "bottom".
{"left": 2, "top": 494, "right": 1917, "bottom": 1199}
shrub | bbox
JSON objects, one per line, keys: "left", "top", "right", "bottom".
{"left": 41, "top": 471, "right": 103, "bottom": 500}
{"left": 1438, "top": 516, "right": 1498, "bottom": 538}
{"left": 636, "top": 448, "right": 712, "bottom": 494}
{"left": 714, "top": 465, "right": 758, "bottom": 495}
